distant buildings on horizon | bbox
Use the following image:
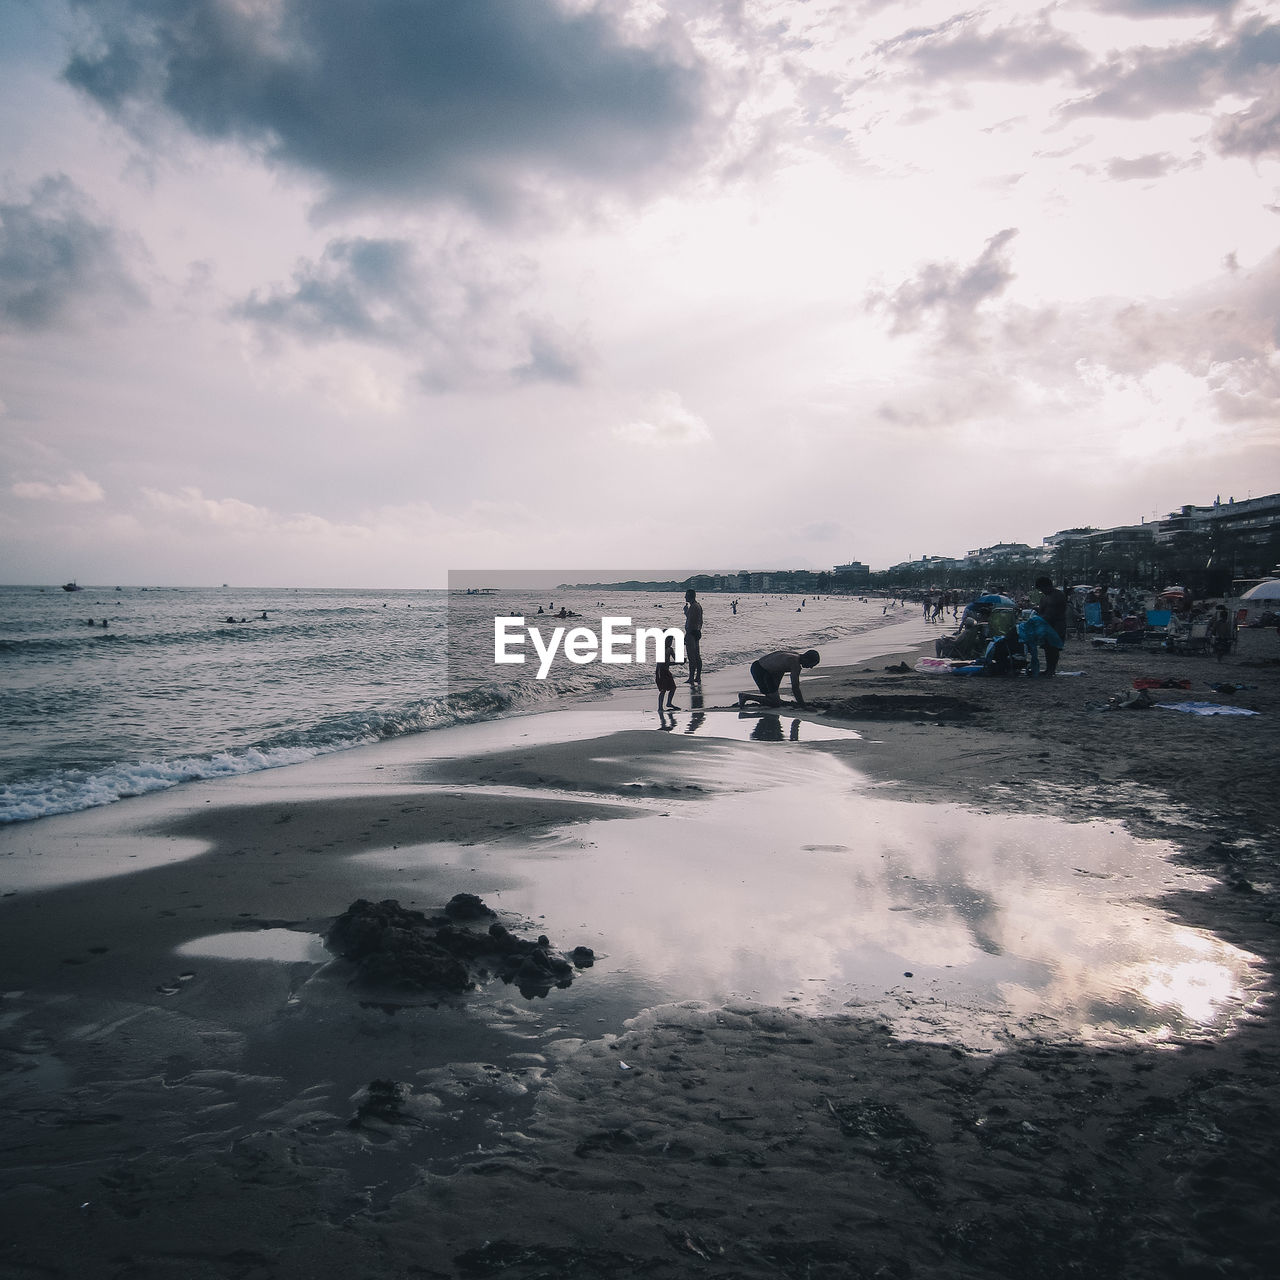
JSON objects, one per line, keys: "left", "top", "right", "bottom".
{"left": 559, "top": 492, "right": 1280, "bottom": 595}
{"left": 660, "top": 491, "right": 1280, "bottom": 594}
{"left": 879, "top": 491, "right": 1280, "bottom": 586}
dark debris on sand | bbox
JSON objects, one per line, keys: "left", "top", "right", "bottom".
{"left": 326, "top": 894, "right": 595, "bottom": 999}
{"left": 824, "top": 693, "right": 983, "bottom": 722}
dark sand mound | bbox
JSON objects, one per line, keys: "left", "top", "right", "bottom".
{"left": 327, "top": 894, "right": 595, "bottom": 998}
{"left": 825, "top": 692, "right": 983, "bottom": 722}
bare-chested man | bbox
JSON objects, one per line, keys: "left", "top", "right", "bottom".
{"left": 683, "top": 588, "right": 704, "bottom": 684}
{"left": 737, "top": 649, "right": 820, "bottom": 709}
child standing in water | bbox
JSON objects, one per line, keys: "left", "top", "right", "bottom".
{"left": 655, "top": 633, "right": 678, "bottom": 711}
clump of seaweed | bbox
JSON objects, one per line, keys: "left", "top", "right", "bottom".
{"left": 326, "top": 895, "right": 595, "bottom": 998}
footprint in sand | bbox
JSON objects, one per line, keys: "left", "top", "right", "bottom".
{"left": 156, "top": 971, "right": 196, "bottom": 996}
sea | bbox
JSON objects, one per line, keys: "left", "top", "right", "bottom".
{"left": 0, "top": 584, "right": 910, "bottom": 825}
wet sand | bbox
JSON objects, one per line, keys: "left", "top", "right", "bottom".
{"left": 2, "top": 623, "right": 1278, "bottom": 1278}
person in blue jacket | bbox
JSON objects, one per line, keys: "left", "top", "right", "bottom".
{"left": 1018, "top": 611, "right": 1063, "bottom": 677}
{"left": 1032, "top": 577, "right": 1069, "bottom": 677}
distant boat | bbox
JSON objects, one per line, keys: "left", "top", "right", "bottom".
{"left": 62, "top": 581, "right": 82, "bottom": 592}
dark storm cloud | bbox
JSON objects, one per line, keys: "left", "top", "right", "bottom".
{"left": 235, "top": 236, "right": 587, "bottom": 389}
{"left": 62, "top": 0, "right": 717, "bottom": 217}
{"left": 236, "top": 238, "right": 425, "bottom": 344}
{"left": 867, "top": 228, "right": 1019, "bottom": 342}
{"left": 875, "top": 12, "right": 1088, "bottom": 83}
{"left": 0, "top": 174, "right": 143, "bottom": 330}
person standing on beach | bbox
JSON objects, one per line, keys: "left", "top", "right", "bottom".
{"left": 737, "top": 649, "right": 820, "bottom": 709}
{"left": 655, "top": 633, "right": 678, "bottom": 711}
{"left": 683, "top": 589, "right": 704, "bottom": 685}
{"left": 1208, "top": 605, "right": 1234, "bottom": 662}
{"left": 1033, "top": 576, "right": 1068, "bottom": 677}
{"left": 1017, "top": 613, "right": 1063, "bottom": 677}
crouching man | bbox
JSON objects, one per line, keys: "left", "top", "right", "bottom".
{"left": 737, "top": 649, "right": 820, "bottom": 709}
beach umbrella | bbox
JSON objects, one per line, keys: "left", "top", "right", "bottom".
{"left": 1157, "top": 585, "right": 1189, "bottom": 597}
{"left": 975, "top": 593, "right": 1015, "bottom": 606}
{"left": 1239, "top": 579, "right": 1280, "bottom": 601}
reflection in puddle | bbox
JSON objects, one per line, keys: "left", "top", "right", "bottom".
{"left": 0, "top": 836, "right": 211, "bottom": 893}
{"left": 665, "top": 710, "right": 859, "bottom": 743}
{"left": 355, "top": 743, "right": 1264, "bottom": 1050}
{"left": 177, "top": 928, "right": 328, "bottom": 964}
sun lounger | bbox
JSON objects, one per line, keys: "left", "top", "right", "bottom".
{"left": 1167, "top": 618, "right": 1210, "bottom": 655}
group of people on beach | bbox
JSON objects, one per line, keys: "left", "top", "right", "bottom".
{"left": 655, "top": 589, "right": 704, "bottom": 710}
{"left": 655, "top": 573, "right": 1155, "bottom": 715}
{"left": 655, "top": 587, "right": 821, "bottom": 713}
{"left": 931, "top": 577, "right": 1070, "bottom": 677}
{"left": 933, "top": 577, "right": 1244, "bottom": 676}
{"left": 921, "top": 592, "right": 961, "bottom": 623}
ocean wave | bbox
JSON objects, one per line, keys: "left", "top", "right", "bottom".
{"left": 0, "top": 672, "right": 610, "bottom": 825}
{"left": 0, "top": 603, "right": 914, "bottom": 825}
{"left": 0, "top": 616, "right": 428, "bottom": 656}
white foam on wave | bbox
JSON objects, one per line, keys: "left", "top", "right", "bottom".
{"left": 0, "top": 601, "right": 924, "bottom": 826}
{"left": 0, "top": 673, "right": 612, "bottom": 824}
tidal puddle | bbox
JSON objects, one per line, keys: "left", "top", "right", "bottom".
{"left": 176, "top": 928, "right": 328, "bottom": 964}
{"left": 354, "top": 741, "right": 1264, "bottom": 1050}
{"left": 655, "top": 709, "right": 859, "bottom": 743}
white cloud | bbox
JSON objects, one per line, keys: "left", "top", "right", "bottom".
{"left": 11, "top": 471, "right": 105, "bottom": 503}
{"left": 141, "top": 486, "right": 370, "bottom": 539}
{"left": 613, "top": 391, "right": 712, "bottom": 446}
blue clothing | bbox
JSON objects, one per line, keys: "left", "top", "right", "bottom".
{"left": 1017, "top": 616, "right": 1063, "bottom": 677}
{"left": 1018, "top": 615, "right": 1063, "bottom": 648}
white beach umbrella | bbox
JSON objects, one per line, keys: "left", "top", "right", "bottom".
{"left": 1239, "top": 580, "right": 1280, "bottom": 601}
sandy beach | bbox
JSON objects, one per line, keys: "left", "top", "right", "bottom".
{"left": 3, "top": 620, "right": 1279, "bottom": 1279}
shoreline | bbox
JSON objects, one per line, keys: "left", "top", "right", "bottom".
{"left": 2, "top": 623, "right": 1278, "bottom": 1277}
{"left": 0, "top": 605, "right": 929, "bottom": 827}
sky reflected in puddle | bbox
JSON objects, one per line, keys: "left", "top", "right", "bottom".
{"left": 657, "top": 709, "right": 859, "bottom": 743}
{"left": 177, "top": 928, "right": 328, "bottom": 963}
{"left": 353, "top": 742, "right": 1265, "bottom": 1050}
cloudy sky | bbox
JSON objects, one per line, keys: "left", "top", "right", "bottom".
{"left": 2, "top": 0, "right": 1279, "bottom": 586}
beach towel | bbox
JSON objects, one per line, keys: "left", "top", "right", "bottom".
{"left": 1134, "top": 677, "right": 1192, "bottom": 690}
{"left": 914, "top": 658, "right": 954, "bottom": 673}
{"left": 1156, "top": 702, "right": 1260, "bottom": 717}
